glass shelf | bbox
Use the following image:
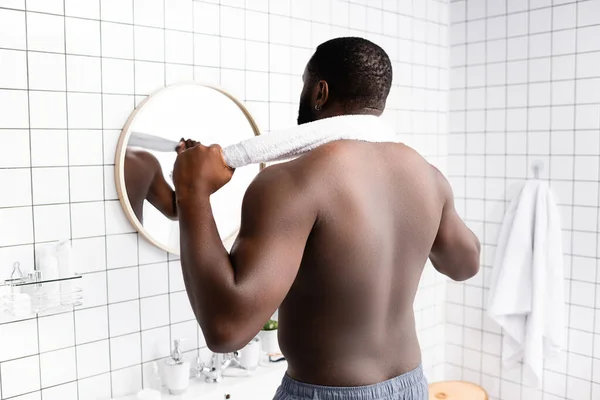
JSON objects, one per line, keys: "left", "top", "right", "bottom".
{"left": 1, "top": 274, "right": 83, "bottom": 317}
{"left": 1, "top": 274, "right": 82, "bottom": 287}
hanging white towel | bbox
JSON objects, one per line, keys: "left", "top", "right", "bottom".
{"left": 221, "top": 115, "right": 396, "bottom": 168}
{"left": 487, "top": 180, "right": 564, "bottom": 388}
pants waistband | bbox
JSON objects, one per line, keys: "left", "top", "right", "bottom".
{"left": 278, "top": 364, "right": 427, "bottom": 400}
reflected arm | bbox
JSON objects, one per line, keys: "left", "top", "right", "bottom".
{"left": 147, "top": 166, "right": 178, "bottom": 220}
{"left": 176, "top": 166, "right": 316, "bottom": 353}
{"left": 125, "top": 148, "right": 178, "bottom": 220}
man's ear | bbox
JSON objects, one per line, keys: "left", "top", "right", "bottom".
{"left": 316, "top": 80, "right": 329, "bottom": 108}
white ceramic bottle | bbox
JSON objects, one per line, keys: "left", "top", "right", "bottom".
{"left": 163, "top": 339, "right": 190, "bottom": 395}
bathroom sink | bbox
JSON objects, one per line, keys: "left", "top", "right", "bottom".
{"left": 203, "top": 369, "right": 285, "bottom": 400}
{"left": 111, "top": 361, "right": 287, "bottom": 400}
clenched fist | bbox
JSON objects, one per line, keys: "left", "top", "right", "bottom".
{"left": 173, "top": 143, "right": 235, "bottom": 196}
{"left": 176, "top": 138, "right": 200, "bottom": 155}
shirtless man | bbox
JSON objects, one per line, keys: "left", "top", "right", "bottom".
{"left": 173, "top": 38, "right": 480, "bottom": 400}
{"left": 124, "top": 140, "right": 196, "bottom": 223}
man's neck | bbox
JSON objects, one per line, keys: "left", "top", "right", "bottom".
{"left": 318, "top": 107, "right": 383, "bottom": 120}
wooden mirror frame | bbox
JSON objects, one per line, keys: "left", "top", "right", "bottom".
{"left": 115, "top": 82, "right": 265, "bottom": 254}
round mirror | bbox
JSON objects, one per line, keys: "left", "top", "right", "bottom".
{"left": 115, "top": 83, "right": 263, "bottom": 254}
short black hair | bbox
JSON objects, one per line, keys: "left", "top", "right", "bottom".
{"left": 307, "top": 37, "right": 393, "bottom": 111}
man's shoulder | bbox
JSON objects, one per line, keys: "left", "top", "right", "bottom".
{"left": 241, "top": 162, "right": 316, "bottom": 217}
{"left": 126, "top": 148, "right": 161, "bottom": 168}
{"left": 247, "top": 163, "right": 303, "bottom": 197}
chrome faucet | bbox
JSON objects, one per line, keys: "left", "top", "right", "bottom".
{"left": 196, "top": 353, "right": 240, "bottom": 383}
{"left": 195, "top": 337, "right": 262, "bottom": 383}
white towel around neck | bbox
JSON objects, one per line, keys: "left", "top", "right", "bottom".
{"left": 487, "top": 180, "right": 564, "bottom": 389}
{"left": 222, "top": 114, "right": 396, "bottom": 168}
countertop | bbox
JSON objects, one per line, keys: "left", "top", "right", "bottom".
{"left": 112, "top": 361, "right": 288, "bottom": 400}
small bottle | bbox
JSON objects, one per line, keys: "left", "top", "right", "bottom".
{"left": 0, "top": 283, "right": 6, "bottom": 311}
{"left": 149, "top": 361, "right": 162, "bottom": 394}
{"left": 30, "top": 271, "right": 47, "bottom": 313}
{"left": 8, "top": 261, "right": 24, "bottom": 296}
{"left": 3, "top": 262, "right": 31, "bottom": 317}
{"left": 6, "top": 262, "right": 22, "bottom": 315}
{"left": 10, "top": 261, "right": 24, "bottom": 280}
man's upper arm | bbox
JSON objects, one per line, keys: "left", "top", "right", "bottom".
{"left": 227, "top": 166, "right": 317, "bottom": 337}
{"left": 429, "top": 167, "right": 481, "bottom": 281}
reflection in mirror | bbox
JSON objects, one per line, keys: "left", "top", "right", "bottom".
{"left": 115, "top": 83, "right": 262, "bottom": 254}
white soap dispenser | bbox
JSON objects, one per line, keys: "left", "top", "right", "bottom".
{"left": 163, "top": 339, "right": 190, "bottom": 395}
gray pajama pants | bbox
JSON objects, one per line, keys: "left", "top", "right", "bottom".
{"left": 273, "top": 365, "right": 428, "bottom": 400}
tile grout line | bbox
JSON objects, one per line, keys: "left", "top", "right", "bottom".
{"left": 160, "top": 0, "right": 168, "bottom": 385}
{"left": 548, "top": 2, "right": 560, "bottom": 396}
{"left": 566, "top": 0, "right": 580, "bottom": 395}
{"left": 459, "top": 0, "right": 467, "bottom": 383}
{"left": 498, "top": 0, "right": 509, "bottom": 396}
{"left": 98, "top": 0, "right": 114, "bottom": 396}
{"left": 59, "top": 1, "right": 83, "bottom": 399}
{"left": 523, "top": 1, "right": 534, "bottom": 395}
{"left": 479, "top": 0, "right": 487, "bottom": 390}
{"left": 22, "top": 1, "right": 44, "bottom": 397}
{"left": 450, "top": 24, "right": 600, "bottom": 50}
{"left": 592, "top": 21, "right": 600, "bottom": 390}
{"left": 190, "top": 0, "right": 201, "bottom": 359}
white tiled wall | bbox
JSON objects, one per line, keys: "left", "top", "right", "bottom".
{"left": 0, "top": 0, "right": 448, "bottom": 398}
{"left": 448, "top": 0, "right": 600, "bottom": 399}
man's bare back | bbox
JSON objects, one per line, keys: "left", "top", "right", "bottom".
{"left": 174, "top": 138, "right": 479, "bottom": 389}
{"left": 276, "top": 141, "right": 443, "bottom": 386}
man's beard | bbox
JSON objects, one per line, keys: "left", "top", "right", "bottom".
{"left": 297, "top": 100, "right": 316, "bottom": 125}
